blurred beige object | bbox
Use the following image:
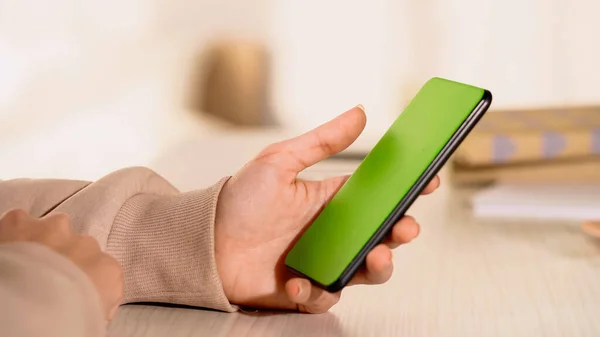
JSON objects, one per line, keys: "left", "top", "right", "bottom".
{"left": 582, "top": 221, "right": 600, "bottom": 238}
{"left": 193, "top": 41, "right": 272, "bottom": 126}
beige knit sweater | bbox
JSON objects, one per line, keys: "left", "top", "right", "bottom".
{"left": 0, "top": 167, "right": 236, "bottom": 337}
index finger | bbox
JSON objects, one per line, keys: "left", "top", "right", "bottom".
{"left": 260, "top": 107, "right": 366, "bottom": 176}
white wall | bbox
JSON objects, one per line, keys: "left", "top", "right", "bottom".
{"left": 262, "top": 0, "right": 409, "bottom": 135}
{"left": 1, "top": 0, "right": 599, "bottom": 180}
{"left": 0, "top": 0, "right": 271, "bottom": 180}
{"left": 268, "top": 0, "right": 416, "bottom": 139}
{"left": 0, "top": 0, "right": 272, "bottom": 125}
{"left": 432, "top": 0, "right": 600, "bottom": 108}
{"left": 269, "top": 0, "right": 600, "bottom": 138}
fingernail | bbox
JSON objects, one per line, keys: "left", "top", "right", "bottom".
{"left": 354, "top": 104, "right": 365, "bottom": 112}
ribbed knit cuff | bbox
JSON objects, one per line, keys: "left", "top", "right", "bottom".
{"left": 106, "top": 177, "right": 236, "bottom": 312}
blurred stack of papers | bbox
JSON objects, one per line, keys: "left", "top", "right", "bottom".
{"left": 471, "top": 183, "right": 600, "bottom": 221}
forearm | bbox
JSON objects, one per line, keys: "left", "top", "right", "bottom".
{"left": 0, "top": 178, "right": 90, "bottom": 217}
{"left": 0, "top": 242, "right": 105, "bottom": 337}
{"left": 1, "top": 167, "right": 236, "bottom": 312}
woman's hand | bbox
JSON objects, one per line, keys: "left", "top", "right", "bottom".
{"left": 214, "top": 106, "right": 440, "bottom": 313}
{"left": 0, "top": 209, "right": 124, "bottom": 320}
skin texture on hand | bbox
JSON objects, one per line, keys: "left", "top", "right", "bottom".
{"left": 0, "top": 209, "right": 124, "bottom": 321}
{"left": 214, "top": 106, "right": 440, "bottom": 313}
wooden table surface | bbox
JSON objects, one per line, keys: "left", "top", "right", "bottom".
{"left": 108, "top": 142, "right": 600, "bottom": 337}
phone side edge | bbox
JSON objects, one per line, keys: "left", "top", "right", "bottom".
{"left": 321, "top": 89, "right": 493, "bottom": 292}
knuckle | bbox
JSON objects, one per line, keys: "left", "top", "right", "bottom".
{"left": 262, "top": 142, "right": 280, "bottom": 153}
{"left": 0, "top": 209, "right": 33, "bottom": 238}
{"left": 36, "top": 213, "right": 73, "bottom": 246}
{"left": 51, "top": 212, "right": 70, "bottom": 225}
{"left": 258, "top": 142, "right": 285, "bottom": 158}
{"left": 1, "top": 208, "right": 31, "bottom": 223}
{"left": 0, "top": 209, "right": 33, "bottom": 242}
{"left": 46, "top": 213, "right": 72, "bottom": 234}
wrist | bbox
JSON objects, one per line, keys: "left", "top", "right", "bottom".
{"left": 214, "top": 233, "right": 237, "bottom": 303}
{"left": 213, "top": 180, "right": 239, "bottom": 304}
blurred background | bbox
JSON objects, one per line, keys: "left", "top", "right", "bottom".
{"left": 4, "top": 3, "right": 600, "bottom": 332}
{"left": 0, "top": 0, "right": 599, "bottom": 224}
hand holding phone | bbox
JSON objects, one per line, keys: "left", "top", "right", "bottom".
{"left": 285, "top": 77, "right": 493, "bottom": 292}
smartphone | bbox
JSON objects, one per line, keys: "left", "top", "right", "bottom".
{"left": 284, "top": 77, "right": 493, "bottom": 292}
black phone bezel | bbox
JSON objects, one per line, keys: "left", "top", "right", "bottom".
{"left": 287, "top": 90, "right": 493, "bottom": 292}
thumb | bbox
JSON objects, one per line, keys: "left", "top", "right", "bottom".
{"left": 263, "top": 105, "right": 366, "bottom": 173}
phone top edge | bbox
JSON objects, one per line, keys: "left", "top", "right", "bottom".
{"left": 483, "top": 89, "right": 493, "bottom": 104}
{"left": 427, "top": 77, "right": 489, "bottom": 93}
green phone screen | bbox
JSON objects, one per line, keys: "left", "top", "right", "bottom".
{"left": 285, "top": 77, "right": 489, "bottom": 289}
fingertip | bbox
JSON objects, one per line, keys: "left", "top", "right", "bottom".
{"left": 274, "top": 105, "right": 367, "bottom": 172}
{"left": 433, "top": 175, "right": 441, "bottom": 188}
{"left": 364, "top": 245, "right": 394, "bottom": 284}
{"left": 285, "top": 279, "right": 299, "bottom": 297}
{"left": 367, "top": 244, "right": 392, "bottom": 271}
{"left": 286, "top": 278, "right": 311, "bottom": 304}
{"left": 384, "top": 246, "right": 393, "bottom": 263}
{"left": 412, "top": 219, "right": 421, "bottom": 238}
{"left": 343, "top": 104, "right": 367, "bottom": 129}
{"left": 422, "top": 175, "right": 440, "bottom": 195}
{"left": 392, "top": 216, "right": 420, "bottom": 243}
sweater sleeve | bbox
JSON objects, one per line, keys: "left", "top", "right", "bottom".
{"left": 0, "top": 167, "right": 237, "bottom": 312}
{"left": 105, "top": 176, "right": 237, "bottom": 311}
{"left": 0, "top": 242, "right": 105, "bottom": 337}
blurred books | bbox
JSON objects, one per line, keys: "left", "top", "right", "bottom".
{"left": 450, "top": 106, "right": 600, "bottom": 185}
{"left": 454, "top": 106, "right": 600, "bottom": 222}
